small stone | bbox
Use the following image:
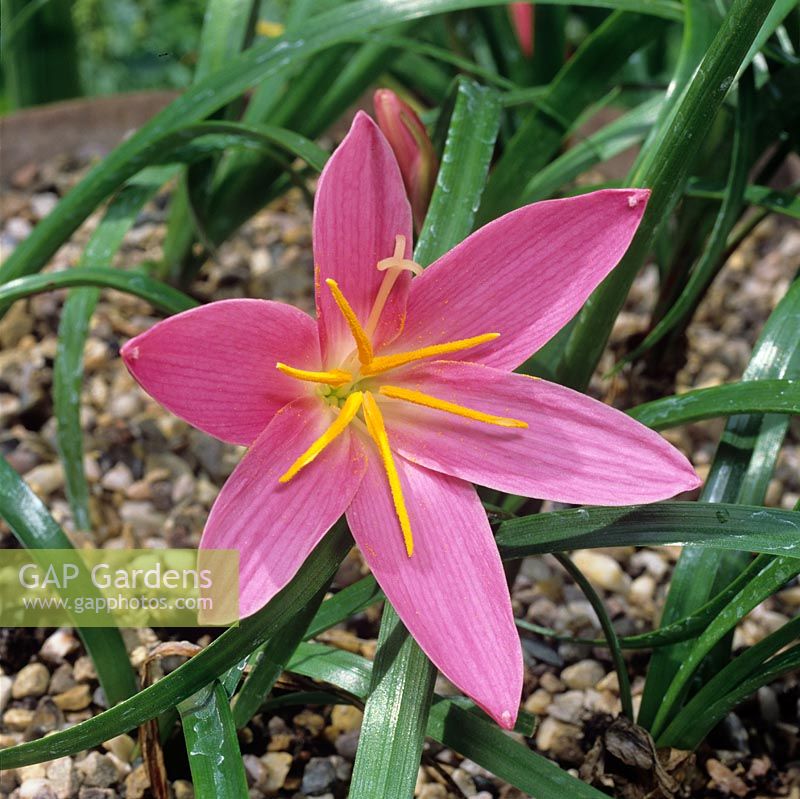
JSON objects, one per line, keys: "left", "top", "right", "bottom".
{"left": 524, "top": 689, "right": 551, "bottom": 714}
{"left": 78, "top": 790, "right": 116, "bottom": 799}
{"left": 3, "top": 707, "right": 35, "bottom": 730}
{"left": 173, "top": 780, "right": 194, "bottom": 799}
{"left": 53, "top": 684, "right": 92, "bottom": 711}
{"left": 19, "top": 778, "right": 57, "bottom": 799}
{"left": 629, "top": 574, "right": 656, "bottom": 607}
{"left": 124, "top": 765, "right": 150, "bottom": 799}
{"left": 102, "top": 733, "right": 135, "bottom": 762}
{"left": 0, "top": 674, "right": 12, "bottom": 712}
{"left": 12, "top": 663, "right": 50, "bottom": 698}
{"left": 539, "top": 672, "right": 564, "bottom": 693}
{"left": 243, "top": 754, "right": 267, "bottom": 787}
{"left": 49, "top": 664, "right": 77, "bottom": 695}
{"left": 30, "top": 193, "right": 59, "bottom": 220}
{"left": 40, "top": 630, "right": 79, "bottom": 664}
{"left": 535, "top": 717, "right": 583, "bottom": 762}
{"left": 706, "top": 758, "right": 748, "bottom": 797}
{"left": 596, "top": 671, "right": 620, "bottom": 693}
{"left": 330, "top": 704, "right": 362, "bottom": 732}
{"left": 101, "top": 462, "right": 134, "bottom": 491}
{"left": 301, "top": 757, "right": 336, "bottom": 795}
{"left": 28, "top": 697, "right": 64, "bottom": 734}
{"left": 76, "top": 752, "right": 118, "bottom": 788}
{"left": 18, "top": 764, "right": 47, "bottom": 781}
{"left": 73, "top": 656, "right": 97, "bottom": 682}
{"left": 418, "top": 785, "right": 447, "bottom": 799}
{"left": 334, "top": 729, "right": 360, "bottom": 760}
{"left": 45, "top": 757, "right": 77, "bottom": 799}
{"left": 548, "top": 690, "right": 586, "bottom": 724}
{"left": 293, "top": 709, "right": 326, "bottom": 736}
{"left": 572, "top": 550, "right": 630, "bottom": 593}
{"left": 24, "top": 463, "right": 64, "bottom": 496}
{"left": 452, "top": 768, "right": 477, "bottom": 796}
{"left": 561, "top": 660, "right": 605, "bottom": 690}
{"left": 261, "top": 751, "right": 292, "bottom": 793}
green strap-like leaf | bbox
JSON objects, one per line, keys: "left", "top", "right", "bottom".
{"left": 627, "top": 378, "right": 800, "bottom": 430}
{"left": 55, "top": 167, "right": 177, "bottom": 532}
{"left": 478, "top": 11, "right": 668, "bottom": 221}
{"left": 178, "top": 682, "right": 249, "bottom": 799}
{"left": 288, "top": 642, "right": 608, "bottom": 799}
{"left": 495, "top": 503, "right": 800, "bottom": 559}
{"left": 0, "top": 456, "right": 136, "bottom": 706}
{"left": 0, "top": 269, "right": 199, "bottom": 314}
{"left": 349, "top": 606, "right": 436, "bottom": 799}
{"left": 557, "top": 0, "right": 777, "bottom": 390}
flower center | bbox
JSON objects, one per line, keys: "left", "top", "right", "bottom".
{"left": 274, "top": 234, "right": 527, "bottom": 556}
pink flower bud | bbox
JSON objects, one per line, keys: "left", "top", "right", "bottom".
{"left": 373, "top": 89, "right": 438, "bottom": 231}
{"left": 509, "top": 3, "right": 534, "bottom": 58}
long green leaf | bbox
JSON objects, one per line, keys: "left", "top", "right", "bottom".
{"left": 0, "top": 523, "right": 351, "bottom": 769}
{"left": 55, "top": 167, "right": 176, "bottom": 532}
{"left": 231, "top": 585, "right": 329, "bottom": 729}
{"left": 288, "top": 642, "right": 608, "bottom": 799}
{"left": 518, "top": 96, "right": 661, "bottom": 205}
{"left": 627, "top": 379, "right": 800, "bottom": 430}
{"left": 660, "top": 617, "right": 800, "bottom": 747}
{"left": 0, "top": 269, "right": 199, "bottom": 314}
{"left": 557, "top": 0, "right": 776, "bottom": 390}
{"left": 0, "top": 456, "right": 136, "bottom": 707}
{"left": 687, "top": 180, "right": 800, "bottom": 220}
{"left": 495, "top": 503, "right": 800, "bottom": 559}
{"left": 349, "top": 606, "right": 436, "bottom": 799}
{"left": 639, "top": 273, "right": 800, "bottom": 726}
{"left": 178, "top": 682, "right": 249, "bottom": 799}
{"left": 649, "top": 555, "right": 800, "bottom": 738}
{"left": 612, "top": 68, "right": 755, "bottom": 370}
{"left": 478, "top": 11, "right": 668, "bottom": 221}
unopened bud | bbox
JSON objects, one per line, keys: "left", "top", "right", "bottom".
{"left": 374, "top": 89, "right": 438, "bottom": 231}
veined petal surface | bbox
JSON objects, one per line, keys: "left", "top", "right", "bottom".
{"left": 391, "top": 189, "right": 649, "bottom": 370}
{"left": 346, "top": 454, "right": 523, "bottom": 728}
{"left": 314, "top": 112, "right": 413, "bottom": 363}
{"left": 380, "top": 360, "right": 701, "bottom": 505}
{"left": 199, "top": 397, "right": 367, "bottom": 618}
{"left": 122, "top": 299, "right": 320, "bottom": 446}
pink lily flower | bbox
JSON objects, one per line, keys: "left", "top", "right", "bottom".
{"left": 121, "top": 112, "right": 700, "bottom": 729}
{"left": 373, "top": 89, "right": 438, "bottom": 232}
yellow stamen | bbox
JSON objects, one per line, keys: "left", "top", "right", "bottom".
{"left": 362, "top": 392, "right": 414, "bottom": 557}
{"left": 379, "top": 385, "right": 528, "bottom": 428}
{"left": 276, "top": 363, "right": 353, "bottom": 386}
{"left": 326, "top": 279, "right": 373, "bottom": 364}
{"left": 279, "top": 392, "right": 363, "bottom": 483}
{"left": 361, "top": 333, "right": 499, "bottom": 376}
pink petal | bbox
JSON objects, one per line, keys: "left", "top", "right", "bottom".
{"left": 390, "top": 189, "right": 649, "bottom": 371}
{"left": 314, "top": 111, "right": 413, "bottom": 364}
{"left": 346, "top": 454, "right": 522, "bottom": 728}
{"left": 200, "top": 397, "right": 367, "bottom": 618}
{"left": 381, "top": 360, "right": 701, "bottom": 504}
{"left": 121, "top": 299, "right": 320, "bottom": 446}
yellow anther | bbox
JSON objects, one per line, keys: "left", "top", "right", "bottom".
{"left": 361, "top": 333, "right": 499, "bottom": 376}
{"left": 276, "top": 363, "right": 353, "bottom": 387}
{"left": 379, "top": 385, "right": 528, "bottom": 428}
{"left": 376, "top": 235, "right": 423, "bottom": 276}
{"left": 326, "top": 279, "right": 374, "bottom": 365}
{"left": 279, "top": 392, "right": 363, "bottom": 483}
{"left": 362, "top": 392, "right": 414, "bottom": 557}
